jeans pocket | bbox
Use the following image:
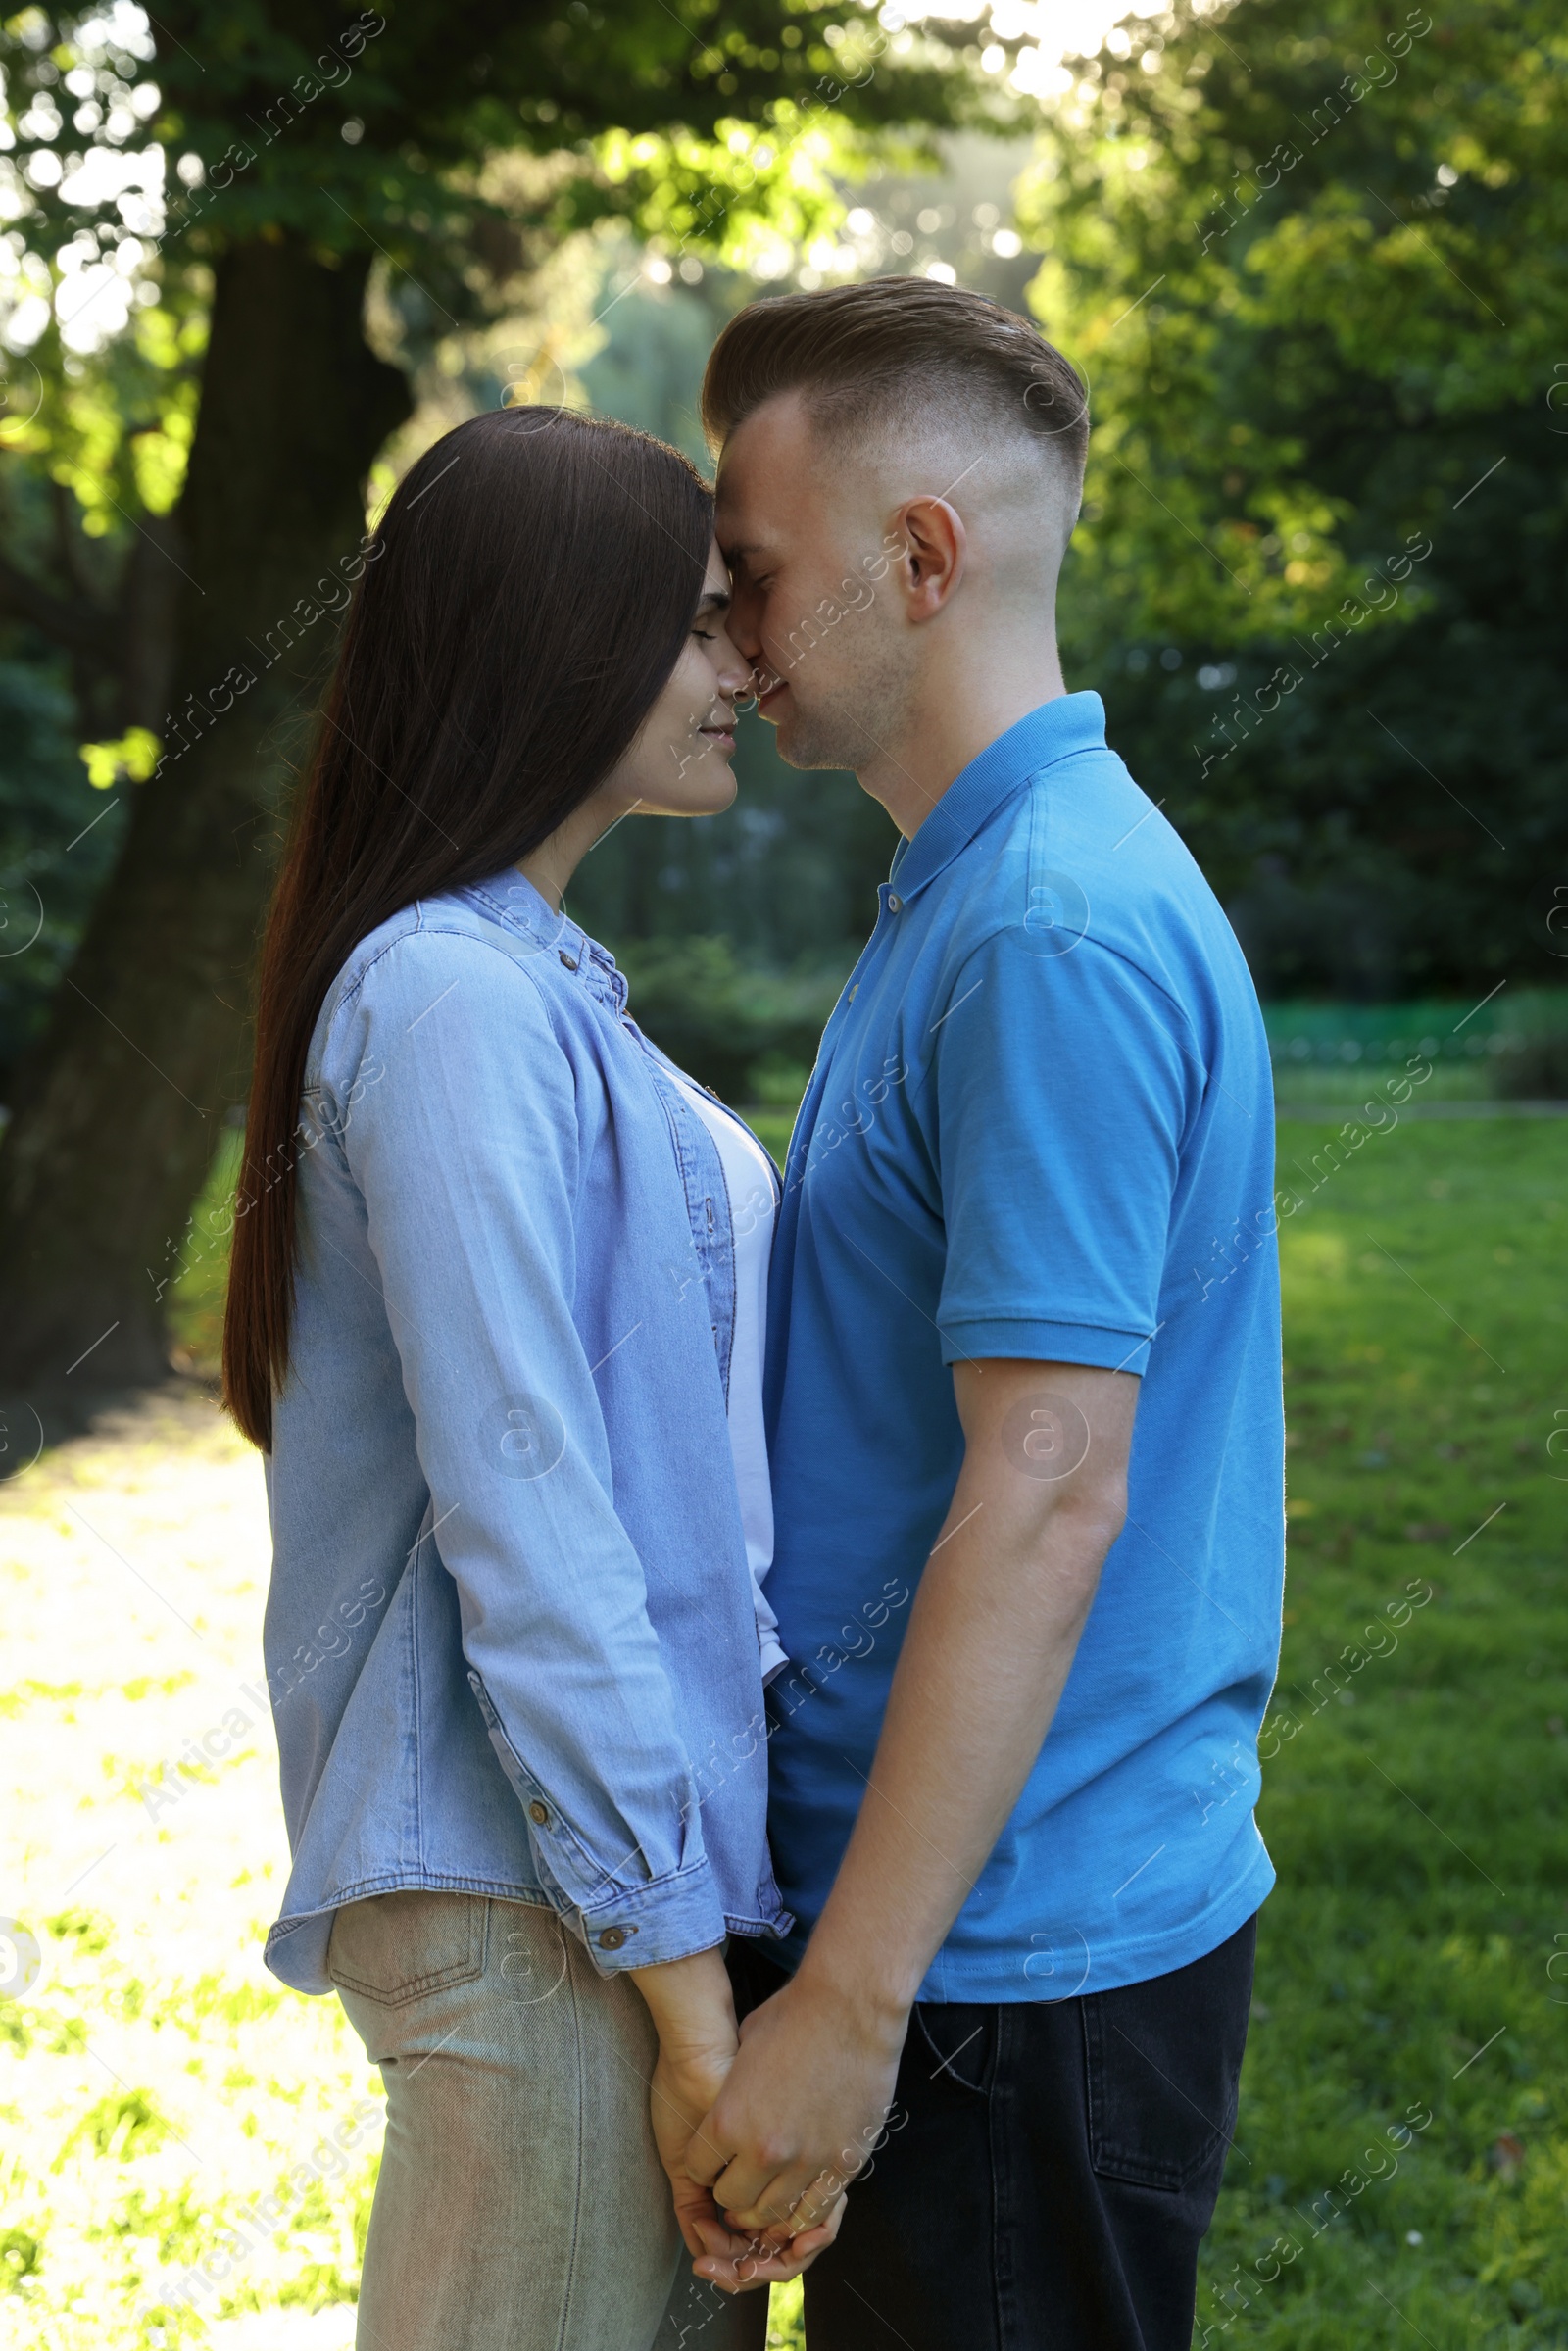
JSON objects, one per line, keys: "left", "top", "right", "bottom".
{"left": 1082, "top": 1942, "right": 1250, "bottom": 2194}
{"left": 327, "top": 1889, "right": 488, "bottom": 2006}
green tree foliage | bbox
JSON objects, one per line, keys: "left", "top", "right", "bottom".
{"left": 1018, "top": 0, "right": 1568, "bottom": 996}
{"left": 0, "top": 0, "right": 1001, "bottom": 767}
{"left": 0, "top": 0, "right": 1004, "bottom": 1392}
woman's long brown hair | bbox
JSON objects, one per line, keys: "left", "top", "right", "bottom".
{"left": 222, "top": 407, "right": 713, "bottom": 1450}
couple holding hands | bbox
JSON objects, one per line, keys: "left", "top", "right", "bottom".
{"left": 226, "top": 276, "right": 1284, "bottom": 2350}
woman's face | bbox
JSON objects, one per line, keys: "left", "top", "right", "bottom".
{"left": 600, "top": 541, "right": 753, "bottom": 821}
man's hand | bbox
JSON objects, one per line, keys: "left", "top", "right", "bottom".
{"left": 634, "top": 1947, "right": 846, "bottom": 2292}
{"left": 650, "top": 2036, "right": 848, "bottom": 2291}
{"left": 691, "top": 1358, "right": 1136, "bottom": 2247}
{"left": 685, "top": 1962, "right": 907, "bottom": 2240}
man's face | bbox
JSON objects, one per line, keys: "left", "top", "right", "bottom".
{"left": 715, "top": 392, "right": 916, "bottom": 774}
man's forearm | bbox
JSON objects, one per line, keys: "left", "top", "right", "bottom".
{"left": 796, "top": 1359, "right": 1136, "bottom": 2022}
{"left": 684, "top": 1361, "right": 1139, "bottom": 2237}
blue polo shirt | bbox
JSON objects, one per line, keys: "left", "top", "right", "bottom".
{"left": 762, "top": 693, "right": 1283, "bottom": 2000}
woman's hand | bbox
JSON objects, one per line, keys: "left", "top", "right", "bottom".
{"left": 648, "top": 2038, "right": 740, "bottom": 2257}
{"left": 690, "top": 2186, "right": 847, "bottom": 2295}
{"left": 632, "top": 1948, "right": 743, "bottom": 2258}
{"left": 631, "top": 1948, "right": 846, "bottom": 2291}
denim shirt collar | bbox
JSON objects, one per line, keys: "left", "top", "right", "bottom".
{"left": 888, "top": 691, "right": 1107, "bottom": 906}
{"left": 461, "top": 868, "right": 629, "bottom": 1014}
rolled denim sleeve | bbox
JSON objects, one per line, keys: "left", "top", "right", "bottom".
{"left": 324, "top": 928, "right": 727, "bottom": 1971}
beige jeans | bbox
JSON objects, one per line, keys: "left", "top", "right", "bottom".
{"left": 330, "top": 1892, "right": 766, "bottom": 2351}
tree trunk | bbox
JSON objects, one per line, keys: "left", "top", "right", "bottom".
{"left": 0, "top": 235, "right": 410, "bottom": 1397}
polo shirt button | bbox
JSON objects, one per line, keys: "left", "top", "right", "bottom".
{"left": 559, "top": 950, "right": 579, "bottom": 971}
{"left": 528, "top": 1800, "right": 549, "bottom": 1826}
{"left": 887, "top": 894, "right": 902, "bottom": 912}
{"left": 597, "top": 1926, "right": 636, "bottom": 1951}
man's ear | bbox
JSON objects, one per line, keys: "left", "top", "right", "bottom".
{"left": 890, "top": 496, "right": 966, "bottom": 623}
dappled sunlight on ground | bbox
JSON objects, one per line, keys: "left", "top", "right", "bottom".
{"left": 9, "top": 1116, "right": 1562, "bottom": 2346}
{"left": 1, "top": 1387, "right": 377, "bottom": 2347}
{"left": 0, "top": 1385, "right": 806, "bottom": 2349}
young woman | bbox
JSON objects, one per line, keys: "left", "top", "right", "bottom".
{"left": 222, "top": 408, "right": 834, "bottom": 2349}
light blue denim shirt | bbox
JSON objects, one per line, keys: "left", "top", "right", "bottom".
{"left": 261, "top": 869, "right": 789, "bottom": 1995}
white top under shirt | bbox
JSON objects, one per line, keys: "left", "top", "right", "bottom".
{"left": 667, "top": 1073, "right": 788, "bottom": 1683}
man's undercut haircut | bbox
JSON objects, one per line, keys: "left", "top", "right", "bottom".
{"left": 701, "top": 275, "right": 1090, "bottom": 498}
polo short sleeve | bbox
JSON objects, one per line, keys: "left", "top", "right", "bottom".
{"left": 934, "top": 930, "right": 1196, "bottom": 1377}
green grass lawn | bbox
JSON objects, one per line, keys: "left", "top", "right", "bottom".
{"left": 1195, "top": 1119, "right": 1568, "bottom": 2348}
{"left": 118, "top": 1113, "right": 1568, "bottom": 2344}
{"left": 166, "top": 1129, "right": 243, "bottom": 1379}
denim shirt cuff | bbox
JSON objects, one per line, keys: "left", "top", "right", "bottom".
{"left": 572, "top": 1858, "right": 729, "bottom": 1976}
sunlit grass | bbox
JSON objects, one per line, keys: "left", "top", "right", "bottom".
{"left": 1198, "top": 1120, "right": 1568, "bottom": 2346}
{"left": 166, "top": 1131, "right": 243, "bottom": 1383}
{"left": 0, "top": 1390, "right": 374, "bottom": 2349}
{"left": 767, "top": 2277, "right": 804, "bottom": 2346}
{"left": 7, "top": 1118, "right": 1564, "bottom": 2346}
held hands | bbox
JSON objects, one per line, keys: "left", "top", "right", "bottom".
{"left": 632, "top": 1948, "right": 848, "bottom": 2294}
{"left": 684, "top": 1963, "right": 908, "bottom": 2261}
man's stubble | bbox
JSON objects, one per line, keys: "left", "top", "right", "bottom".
{"left": 770, "top": 610, "right": 921, "bottom": 781}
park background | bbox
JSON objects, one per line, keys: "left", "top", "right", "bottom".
{"left": 0, "top": 1, "right": 1565, "bottom": 2345}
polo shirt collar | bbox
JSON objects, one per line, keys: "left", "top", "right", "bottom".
{"left": 888, "top": 691, "right": 1107, "bottom": 905}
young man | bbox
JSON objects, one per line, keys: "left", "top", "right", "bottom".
{"left": 680, "top": 279, "right": 1285, "bottom": 2350}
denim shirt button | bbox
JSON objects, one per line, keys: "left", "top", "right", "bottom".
{"left": 598, "top": 1925, "right": 637, "bottom": 1951}
{"left": 527, "top": 1800, "right": 549, "bottom": 1826}
{"left": 559, "top": 950, "right": 579, "bottom": 971}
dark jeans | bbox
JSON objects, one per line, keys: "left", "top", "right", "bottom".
{"left": 725, "top": 1915, "right": 1255, "bottom": 2351}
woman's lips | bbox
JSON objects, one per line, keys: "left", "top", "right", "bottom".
{"left": 699, "top": 725, "right": 736, "bottom": 752}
